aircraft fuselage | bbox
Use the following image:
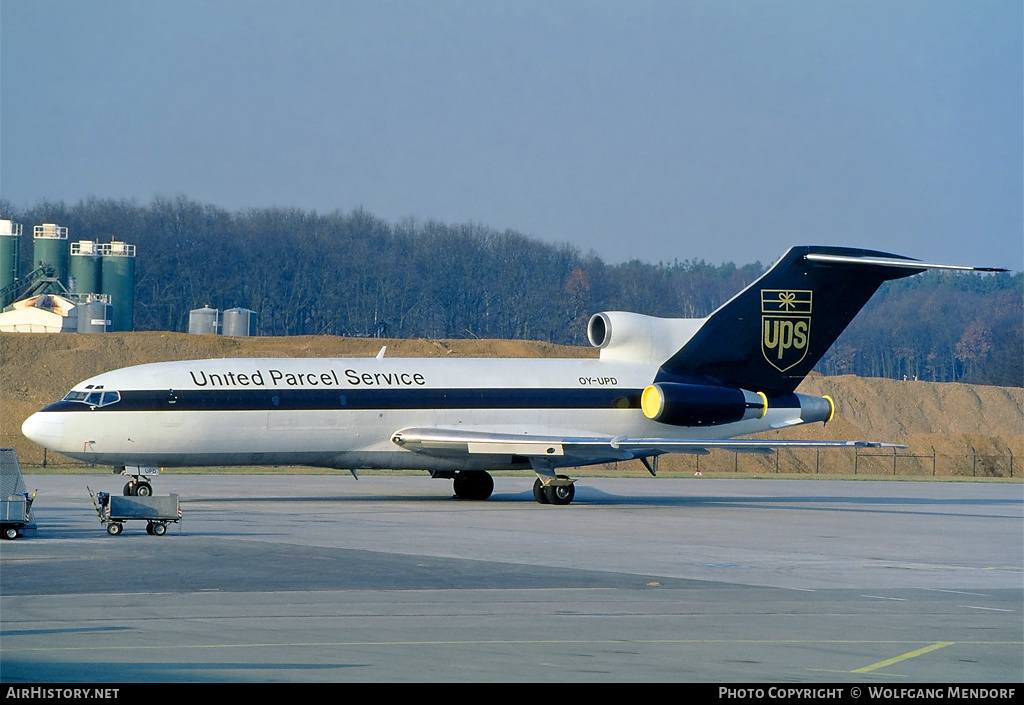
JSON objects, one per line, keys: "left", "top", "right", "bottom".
{"left": 22, "top": 356, "right": 819, "bottom": 470}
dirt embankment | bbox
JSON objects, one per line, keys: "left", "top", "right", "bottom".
{"left": 2, "top": 332, "right": 1021, "bottom": 476}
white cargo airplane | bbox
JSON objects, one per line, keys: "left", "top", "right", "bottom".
{"left": 22, "top": 246, "right": 1004, "bottom": 505}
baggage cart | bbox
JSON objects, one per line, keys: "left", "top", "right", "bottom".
{"left": 1, "top": 449, "right": 36, "bottom": 540}
{"left": 89, "top": 487, "right": 180, "bottom": 536}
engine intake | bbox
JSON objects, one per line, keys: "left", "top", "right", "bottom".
{"left": 587, "top": 311, "right": 704, "bottom": 366}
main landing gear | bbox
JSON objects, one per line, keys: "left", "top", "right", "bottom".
{"left": 532, "top": 476, "right": 575, "bottom": 505}
{"left": 452, "top": 471, "right": 494, "bottom": 500}
{"left": 445, "top": 469, "right": 577, "bottom": 505}
{"left": 530, "top": 457, "right": 577, "bottom": 505}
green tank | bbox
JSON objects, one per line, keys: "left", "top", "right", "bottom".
{"left": 33, "top": 224, "right": 68, "bottom": 284}
{"left": 99, "top": 241, "right": 136, "bottom": 331}
{"left": 0, "top": 219, "right": 21, "bottom": 307}
{"left": 69, "top": 241, "right": 101, "bottom": 294}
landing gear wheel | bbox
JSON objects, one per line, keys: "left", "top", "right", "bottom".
{"left": 123, "top": 482, "right": 134, "bottom": 496}
{"left": 532, "top": 478, "right": 549, "bottom": 504}
{"left": 134, "top": 482, "right": 152, "bottom": 497}
{"left": 542, "top": 476, "right": 575, "bottom": 506}
{"left": 151, "top": 523, "right": 167, "bottom": 536}
{"left": 452, "top": 471, "right": 494, "bottom": 500}
{"left": 107, "top": 523, "right": 123, "bottom": 536}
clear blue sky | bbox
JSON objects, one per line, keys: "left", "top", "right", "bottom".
{"left": 2, "top": 0, "right": 1021, "bottom": 270}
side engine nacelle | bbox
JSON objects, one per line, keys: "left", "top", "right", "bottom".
{"left": 640, "top": 382, "right": 767, "bottom": 426}
{"left": 640, "top": 382, "right": 836, "bottom": 428}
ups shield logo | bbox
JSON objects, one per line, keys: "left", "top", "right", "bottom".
{"left": 761, "top": 290, "right": 812, "bottom": 372}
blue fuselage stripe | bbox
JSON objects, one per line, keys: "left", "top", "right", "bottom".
{"left": 42, "top": 388, "right": 645, "bottom": 413}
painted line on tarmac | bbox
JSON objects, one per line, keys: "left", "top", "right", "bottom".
{"left": 851, "top": 641, "right": 954, "bottom": 674}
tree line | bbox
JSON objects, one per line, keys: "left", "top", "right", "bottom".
{"left": 2, "top": 196, "right": 1020, "bottom": 386}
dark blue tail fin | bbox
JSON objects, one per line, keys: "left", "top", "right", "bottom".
{"left": 659, "top": 246, "right": 999, "bottom": 395}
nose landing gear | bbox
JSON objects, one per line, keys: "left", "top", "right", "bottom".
{"left": 117, "top": 465, "right": 159, "bottom": 496}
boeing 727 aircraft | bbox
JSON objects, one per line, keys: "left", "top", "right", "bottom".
{"left": 21, "top": 246, "right": 1004, "bottom": 505}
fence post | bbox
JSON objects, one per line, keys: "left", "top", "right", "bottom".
{"left": 893, "top": 446, "right": 897, "bottom": 476}
{"left": 932, "top": 447, "right": 936, "bottom": 476}
{"left": 854, "top": 447, "right": 858, "bottom": 475}
{"left": 972, "top": 447, "right": 977, "bottom": 477}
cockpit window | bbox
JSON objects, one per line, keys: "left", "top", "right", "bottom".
{"left": 62, "top": 390, "right": 121, "bottom": 407}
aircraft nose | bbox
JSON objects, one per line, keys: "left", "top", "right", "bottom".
{"left": 22, "top": 412, "right": 65, "bottom": 448}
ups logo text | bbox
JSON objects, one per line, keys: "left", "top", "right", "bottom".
{"left": 761, "top": 290, "right": 812, "bottom": 372}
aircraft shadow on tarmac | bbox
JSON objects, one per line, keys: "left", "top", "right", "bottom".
{"left": 176, "top": 486, "right": 1021, "bottom": 518}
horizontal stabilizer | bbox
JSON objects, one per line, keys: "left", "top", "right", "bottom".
{"left": 803, "top": 253, "right": 1007, "bottom": 273}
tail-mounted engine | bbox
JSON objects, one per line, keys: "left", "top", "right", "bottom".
{"left": 588, "top": 311, "right": 704, "bottom": 366}
{"left": 640, "top": 382, "right": 835, "bottom": 428}
{"left": 640, "top": 382, "right": 767, "bottom": 426}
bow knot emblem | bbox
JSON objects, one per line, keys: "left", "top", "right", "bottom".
{"left": 777, "top": 291, "right": 797, "bottom": 310}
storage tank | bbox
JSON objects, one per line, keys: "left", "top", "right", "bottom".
{"left": 221, "top": 308, "right": 257, "bottom": 336}
{"left": 0, "top": 218, "right": 21, "bottom": 307}
{"left": 99, "top": 240, "right": 135, "bottom": 332}
{"left": 33, "top": 224, "right": 68, "bottom": 284}
{"left": 189, "top": 307, "right": 219, "bottom": 335}
{"left": 76, "top": 300, "right": 113, "bottom": 333}
{"left": 69, "top": 241, "right": 101, "bottom": 295}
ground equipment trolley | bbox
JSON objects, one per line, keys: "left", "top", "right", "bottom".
{"left": 1, "top": 449, "right": 36, "bottom": 540}
{"left": 89, "top": 487, "right": 181, "bottom": 536}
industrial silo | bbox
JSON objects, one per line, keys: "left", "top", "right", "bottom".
{"left": 221, "top": 308, "right": 257, "bottom": 336}
{"left": 99, "top": 240, "right": 136, "bottom": 332}
{"left": 189, "top": 307, "right": 219, "bottom": 335}
{"left": 0, "top": 218, "right": 21, "bottom": 307}
{"left": 33, "top": 224, "right": 68, "bottom": 284}
{"left": 69, "top": 241, "right": 101, "bottom": 295}
{"left": 76, "top": 300, "right": 113, "bottom": 333}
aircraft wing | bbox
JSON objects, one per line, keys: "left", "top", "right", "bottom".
{"left": 391, "top": 427, "right": 905, "bottom": 464}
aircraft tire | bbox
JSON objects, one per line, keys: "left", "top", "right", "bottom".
{"left": 123, "top": 483, "right": 133, "bottom": 496}
{"left": 543, "top": 477, "right": 575, "bottom": 506}
{"left": 453, "top": 471, "right": 493, "bottom": 500}
{"left": 135, "top": 482, "right": 152, "bottom": 497}
{"left": 532, "top": 479, "right": 549, "bottom": 504}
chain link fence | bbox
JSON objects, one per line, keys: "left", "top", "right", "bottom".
{"left": 647, "top": 447, "right": 1017, "bottom": 478}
